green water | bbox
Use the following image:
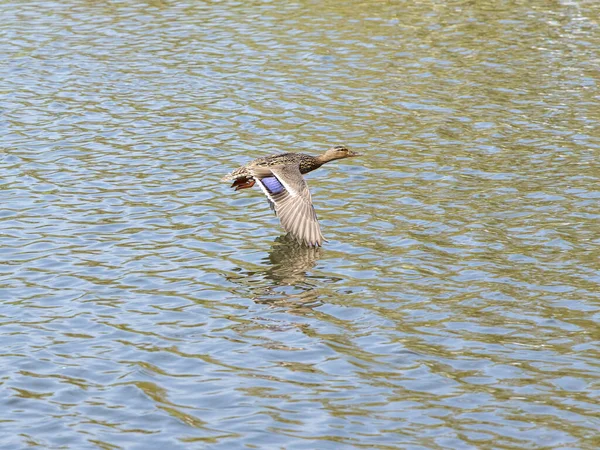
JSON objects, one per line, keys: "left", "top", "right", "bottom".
{"left": 1, "top": 0, "right": 599, "bottom": 448}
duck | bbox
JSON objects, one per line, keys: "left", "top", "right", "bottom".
{"left": 221, "top": 145, "right": 360, "bottom": 247}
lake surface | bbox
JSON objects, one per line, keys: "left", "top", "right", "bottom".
{"left": 1, "top": 0, "right": 599, "bottom": 448}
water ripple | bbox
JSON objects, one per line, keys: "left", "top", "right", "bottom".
{"left": 1, "top": 0, "right": 599, "bottom": 449}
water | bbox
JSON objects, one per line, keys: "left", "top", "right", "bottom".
{"left": 1, "top": 0, "right": 599, "bottom": 448}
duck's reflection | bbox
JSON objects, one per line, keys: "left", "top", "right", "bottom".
{"left": 223, "top": 234, "right": 325, "bottom": 308}
{"left": 264, "top": 234, "right": 322, "bottom": 285}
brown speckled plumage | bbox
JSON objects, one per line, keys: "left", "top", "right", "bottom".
{"left": 221, "top": 145, "right": 359, "bottom": 247}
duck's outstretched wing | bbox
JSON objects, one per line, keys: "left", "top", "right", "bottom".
{"left": 251, "top": 165, "right": 325, "bottom": 247}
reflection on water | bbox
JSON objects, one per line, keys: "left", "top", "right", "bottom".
{"left": 226, "top": 234, "right": 324, "bottom": 308}
{"left": 264, "top": 234, "right": 322, "bottom": 285}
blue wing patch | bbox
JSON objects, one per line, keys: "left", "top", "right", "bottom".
{"left": 262, "top": 176, "right": 285, "bottom": 195}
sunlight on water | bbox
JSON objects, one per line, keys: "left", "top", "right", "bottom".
{"left": 1, "top": 0, "right": 599, "bottom": 448}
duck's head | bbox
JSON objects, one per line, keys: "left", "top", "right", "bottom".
{"left": 321, "top": 145, "right": 360, "bottom": 162}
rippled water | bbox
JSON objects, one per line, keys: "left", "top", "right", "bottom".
{"left": 1, "top": 0, "right": 599, "bottom": 448}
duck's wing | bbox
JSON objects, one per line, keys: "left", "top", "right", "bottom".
{"left": 251, "top": 164, "right": 325, "bottom": 247}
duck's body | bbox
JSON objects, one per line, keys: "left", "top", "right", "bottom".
{"left": 225, "top": 152, "right": 324, "bottom": 181}
{"left": 221, "top": 145, "right": 359, "bottom": 247}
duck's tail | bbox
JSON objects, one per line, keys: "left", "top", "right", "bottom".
{"left": 221, "top": 167, "right": 249, "bottom": 182}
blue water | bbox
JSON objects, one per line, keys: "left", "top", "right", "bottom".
{"left": 1, "top": 1, "right": 599, "bottom": 449}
